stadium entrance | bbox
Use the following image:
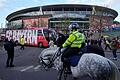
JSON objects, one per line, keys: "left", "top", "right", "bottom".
{"left": 49, "top": 17, "right": 89, "bottom": 34}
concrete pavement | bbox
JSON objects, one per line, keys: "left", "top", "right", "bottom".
{"left": 0, "top": 46, "right": 119, "bottom": 80}
{"left": 0, "top": 46, "right": 120, "bottom": 69}
{"left": 104, "top": 49, "right": 120, "bottom": 70}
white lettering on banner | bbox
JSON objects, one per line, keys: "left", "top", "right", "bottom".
{"left": 6, "top": 29, "right": 38, "bottom": 45}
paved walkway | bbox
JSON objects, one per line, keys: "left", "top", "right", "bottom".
{"left": 0, "top": 46, "right": 120, "bottom": 70}
{"left": 105, "top": 49, "right": 120, "bottom": 70}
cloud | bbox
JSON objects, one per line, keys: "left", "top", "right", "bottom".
{"left": 64, "top": 0, "right": 119, "bottom": 8}
{"left": 65, "top": 0, "right": 81, "bottom": 4}
{"left": 33, "top": 0, "right": 40, "bottom": 3}
{"left": 14, "top": 7, "right": 27, "bottom": 11}
{"left": 11, "top": 6, "right": 32, "bottom": 13}
{"left": 0, "top": 0, "right": 7, "bottom": 8}
{"left": 109, "top": 0, "right": 120, "bottom": 7}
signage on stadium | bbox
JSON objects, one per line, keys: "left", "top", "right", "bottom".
{"left": 53, "top": 13, "right": 86, "bottom": 18}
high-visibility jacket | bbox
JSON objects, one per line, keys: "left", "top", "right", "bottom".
{"left": 62, "top": 31, "right": 85, "bottom": 48}
{"left": 20, "top": 37, "right": 25, "bottom": 45}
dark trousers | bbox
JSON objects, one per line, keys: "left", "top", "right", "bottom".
{"left": 61, "top": 48, "right": 80, "bottom": 60}
{"left": 6, "top": 51, "right": 14, "bottom": 66}
{"left": 112, "top": 49, "right": 117, "bottom": 58}
{"left": 61, "top": 47, "right": 80, "bottom": 71}
{"left": 105, "top": 44, "right": 111, "bottom": 50}
{"left": 20, "top": 45, "right": 24, "bottom": 50}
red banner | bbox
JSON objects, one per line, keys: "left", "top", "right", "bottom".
{"left": 23, "top": 17, "right": 48, "bottom": 28}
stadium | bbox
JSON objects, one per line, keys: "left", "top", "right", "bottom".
{"left": 6, "top": 4, "right": 118, "bottom": 33}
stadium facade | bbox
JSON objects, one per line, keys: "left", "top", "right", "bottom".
{"left": 6, "top": 4, "right": 118, "bottom": 33}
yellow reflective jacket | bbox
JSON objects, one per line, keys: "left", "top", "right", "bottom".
{"left": 20, "top": 37, "right": 25, "bottom": 45}
{"left": 62, "top": 31, "right": 85, "bottom": 48}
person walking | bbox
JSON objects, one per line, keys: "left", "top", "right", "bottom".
{"left": 98, "top": 36, "right": 104, "bottom": 47}
{"left": 111, "top": 38, "right": 118, "bottom": 60}
{"left": 20, "top": 35, "right": 25, "bottom": 50}
{"left": 4, "top": 38, "right": 15, "bottom": 67}
{"left": 104, "top": 38, "right": 111, "bottom": 51}
{"left": 61, "top": 22, "right": 85, "bottom": 74}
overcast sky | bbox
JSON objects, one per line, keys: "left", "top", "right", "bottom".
{"left": 0, "top": 0, "right": 120, "bottom": 28}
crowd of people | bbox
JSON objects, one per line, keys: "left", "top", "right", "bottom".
{"left": 48, "top": 23, "right": 120, "bottom": 61}
{"left": 48, "top": 22, "right": 120, "bottom": 74}
{"left": 0, "top": 22, "right": 119, "bottom": 69}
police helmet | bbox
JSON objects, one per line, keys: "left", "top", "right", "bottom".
{"left": 69, "top": 22, "right": 79, "bottom": 31}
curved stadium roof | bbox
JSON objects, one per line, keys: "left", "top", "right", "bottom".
{"left": 6, "top": 4, "right": 118, "bottom": 21}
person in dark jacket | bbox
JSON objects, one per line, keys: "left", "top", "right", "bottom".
{"left": 98, "top": 36, "right": 104, "bottom": 47}
{"left": 84, "top": 40, "right": 105, "bottom": 57}
{"left": 4, "top": 38, "right": 15, "bottom": 67}
{"left": 55, "top": 31, "right": 66, "bottom": 47}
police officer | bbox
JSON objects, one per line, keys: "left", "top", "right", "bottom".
{"left": 61, "top": 22, "right": 85, "bottom": 74}
{"left": 20, "top": 35, "right": 25, "bottom": 50}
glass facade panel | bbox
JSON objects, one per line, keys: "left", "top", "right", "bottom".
{"left": 8, "top": 20, "right": 22, "bottom": 29}
{"left": 49, "top": 17, "right": 89, "bottom": 34}
{"left": 11, "top": 10, "right": 114, "bottom": 20}
{"left": 28, "top": 10, "right": 112, "bottom": 17}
